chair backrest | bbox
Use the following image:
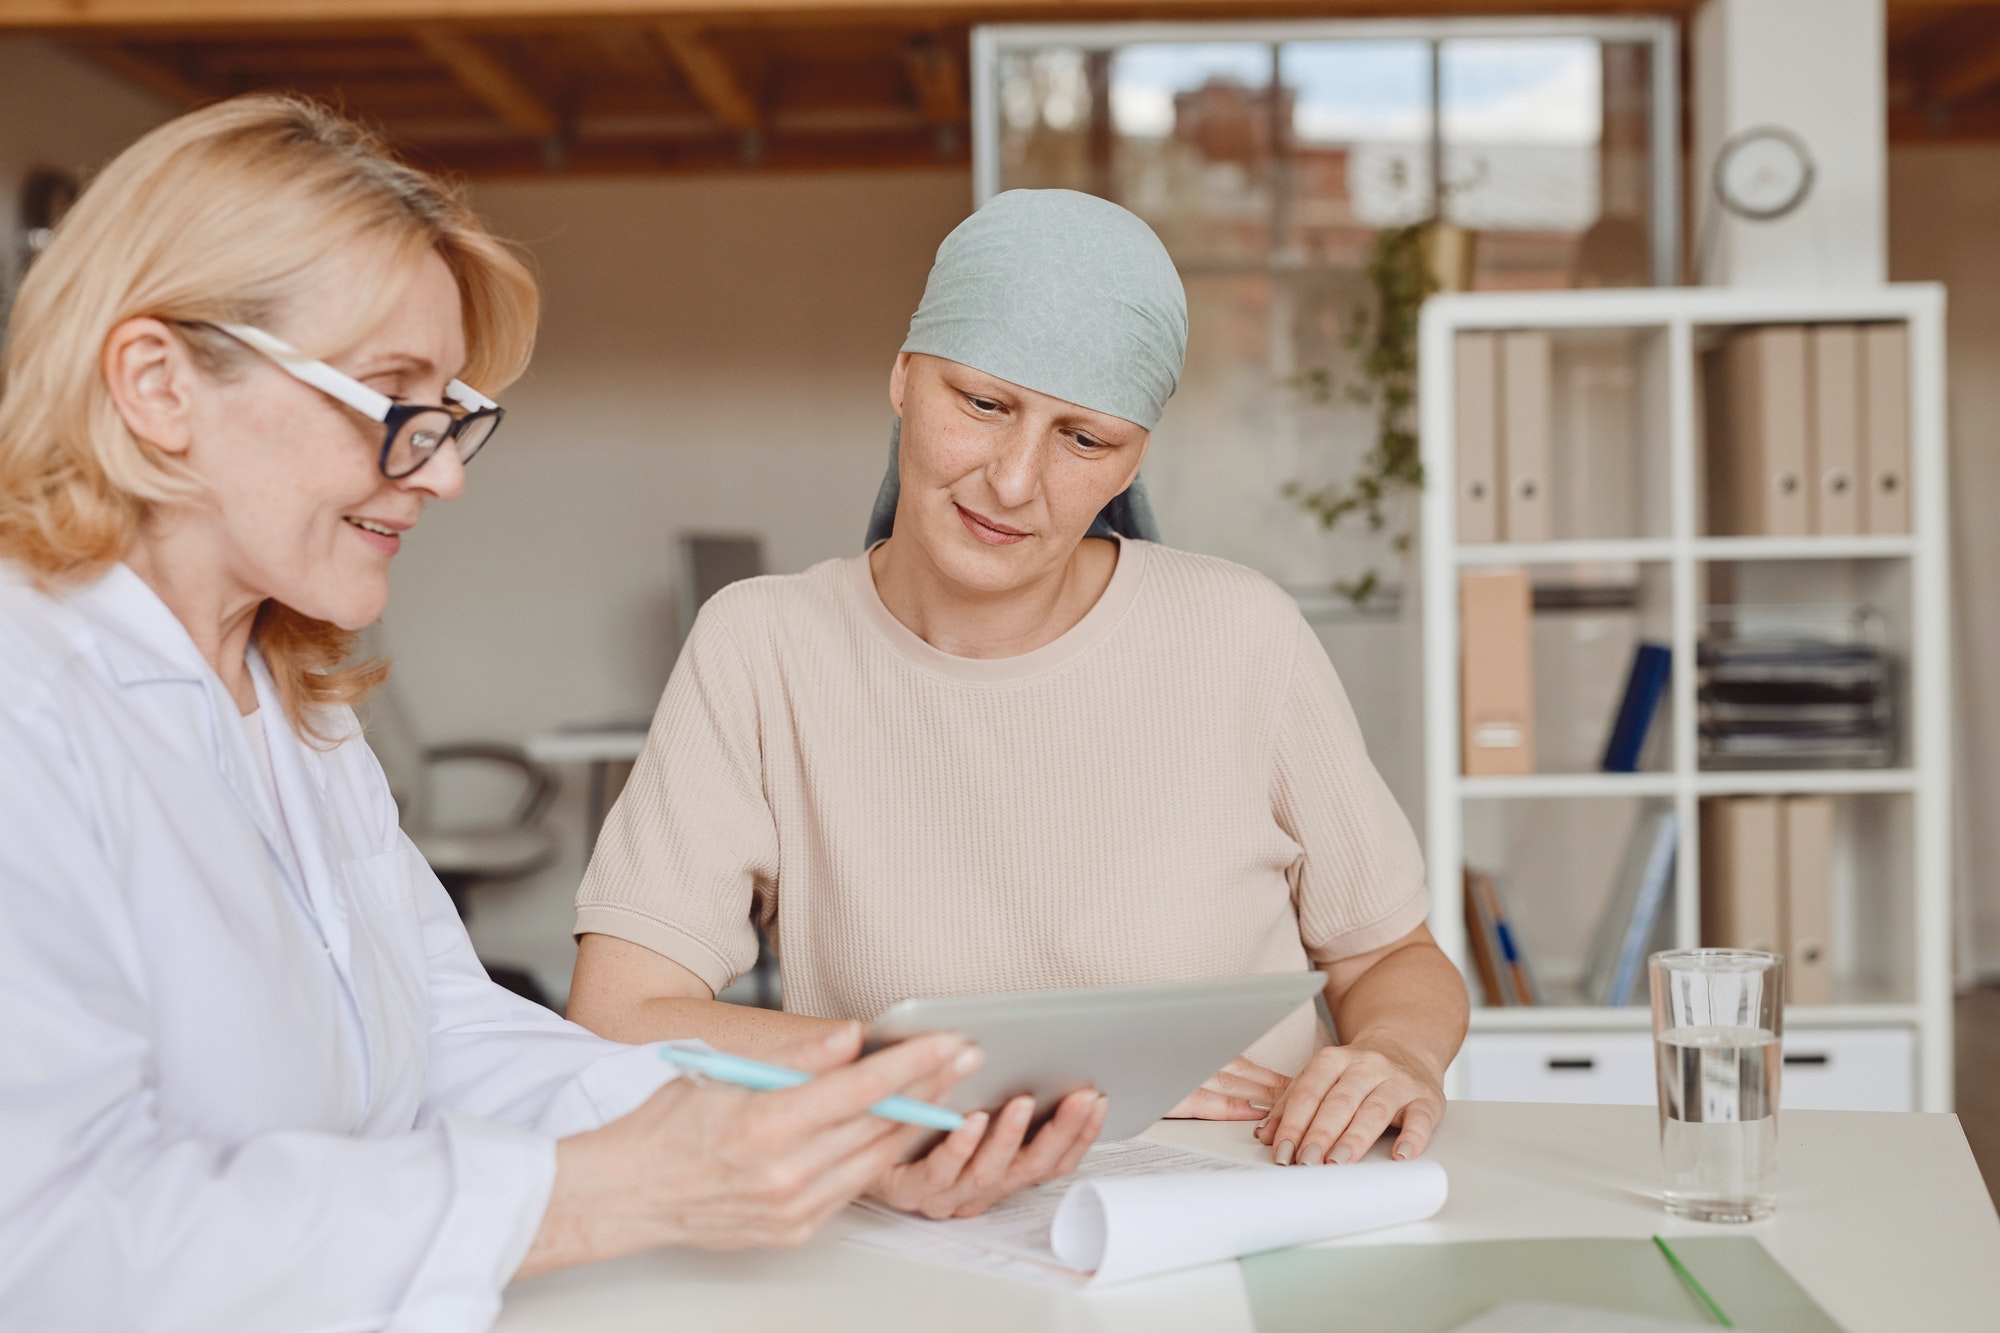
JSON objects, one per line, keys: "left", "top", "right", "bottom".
{"left": 677, "top": 532, "right": 766, "bottom": 644}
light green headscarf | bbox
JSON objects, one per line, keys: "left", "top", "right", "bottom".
{"left": 864, "top": 189, "right": 1187, "bottom": 547}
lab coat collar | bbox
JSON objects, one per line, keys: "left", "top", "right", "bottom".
{"left": 64, "top": 565, "right": 343, "bottom": 913}
{"left": 57, "top": 562, "right": 381, "bottom": 1114}
{"left": 250, "top": 649, "right": 358, "bottom": 1001}
{"left": 68, "top": 565, "right": 280, "bottom": 841}
{"left": 246, "top": 648, "right": 336, "bottom": 806}
{"left": 64, "top": 563, "right": 216, "bottom": 688}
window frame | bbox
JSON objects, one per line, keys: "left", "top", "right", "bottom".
{"left": 971, "top": 15, "right": 1681, "bottom": 286}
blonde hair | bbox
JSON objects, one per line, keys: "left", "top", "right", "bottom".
{"left": 0, "top": 93, "right": 538, "bottom": 737}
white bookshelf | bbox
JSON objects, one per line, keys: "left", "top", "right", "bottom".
{"left": 1418, "top": 284, "right": 1952, "bottom": 1113}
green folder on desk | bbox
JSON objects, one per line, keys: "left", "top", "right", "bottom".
{"left": 1239, "top": 1236, "right": 1840, "bottom": 1333}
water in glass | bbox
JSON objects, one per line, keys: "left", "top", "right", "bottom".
{"left": 1655, "top": 1023, "right": 1779, "bottom": 1222}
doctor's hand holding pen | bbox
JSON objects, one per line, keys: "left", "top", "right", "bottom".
{"left": 515, "top": 1026, "right": 980, "bottom": 1277}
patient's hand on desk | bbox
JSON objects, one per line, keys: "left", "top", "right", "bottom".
{"left": 1252, "top": 1037, "right": 1445, "bottom": 1167}
{"left": 866, "top": 1087, "right": 1106, "bottom": 1220}
{"left": 1165, "top": 1056, "right": 1290, "bottom": 1121}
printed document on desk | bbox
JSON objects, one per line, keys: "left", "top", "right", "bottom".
{"left": 848, "top": 1139, "right": 1448, "bottom": 1289}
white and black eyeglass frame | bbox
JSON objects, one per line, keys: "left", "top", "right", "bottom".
{"left": 199, "top": 321, "right": 504, "bottom": 480}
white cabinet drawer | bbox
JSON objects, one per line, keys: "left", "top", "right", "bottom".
{"left": 1460, "top": 1032, "right": 1656, "bottom": 1106}
{"left": 1459, "top": 1026, "right": 1917, "bottom": 1112}
{"left": 1780, "top": 1027, "right": 1915, "bottom": 1112}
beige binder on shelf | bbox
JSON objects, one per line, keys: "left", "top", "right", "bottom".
{"left": 1459, "top": 570, "right": 1535, "bottom": 777}
{"left": 1700, "top": 796, "right": 1783, "bottom": 954}
{"left": 1808, "top": 325, "right": 1862, "bottom": 537}
{"left": 1863, "top": 323, "right": 1912, "bottom": 534}
{"left": 1455, "top": 332, "right": 1501, "bottom": 545}
{"left": 1499, "top": 331, "right": 1552, "bottom": 543}
{"left": 1782, "top": 796, "right": 1836, "bottom": 1006}
{"left": 1708, "top": 327, "right": 1811, "bottom": 537}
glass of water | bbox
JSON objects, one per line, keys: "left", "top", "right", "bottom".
{"left": 1650, "top": 949, "right": 1783, "bottom": 1223}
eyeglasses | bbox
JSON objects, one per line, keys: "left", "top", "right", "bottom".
{"left": 203, "top": 321, "right": 504, "bottom": 480}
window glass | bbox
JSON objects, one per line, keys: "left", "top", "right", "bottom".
{"left": 1282, "top": 40, "right": 1435, "bottom": 258}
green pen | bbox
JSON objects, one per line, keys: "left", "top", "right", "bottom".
{"left": 658, "top": 1045, "right": 967, "bottom": 1131}
{"left": 1653, "top": 1235, "right": 1735, "bottom": 1328}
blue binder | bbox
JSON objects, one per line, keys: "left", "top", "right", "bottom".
{"left": 1600, "top": 643, "right": 1672, "bottom": 773}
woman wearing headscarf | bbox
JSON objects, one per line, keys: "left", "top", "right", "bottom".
{"left": 0, "top": 96, "right": 979, "bottom": 1330}
{"left": 568, "top": 190, "right": 1469, "bottom": 1218}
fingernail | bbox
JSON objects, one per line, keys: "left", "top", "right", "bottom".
{"left": 953, "top": 1046, "right": 983, "bottom": 1075}
{"left": 1250, "top": 1102, "right": 1272, "bottom": 1113}
{"left": 1331, "top": 1144, "right": 1352, "bottom": 1165}
{"left": 1095, "top": 1094, "right": 1111, "bottom": 1115}
{"left": 1297, "top": 1144, "right": 1324, "bottom": 1166}
{"left": 1393, "top": 1142, "right": 1413, "bottom": 1160}
{"left": 1275, "top": 1140, "right": 1295, "bottom": 1166}
{"left": 824, "top": 1023, "right": 857, "bottom": 1052}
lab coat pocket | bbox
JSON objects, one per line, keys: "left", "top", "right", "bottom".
{"left": 340, "top": 848, "right": 432, "bottom": 1125}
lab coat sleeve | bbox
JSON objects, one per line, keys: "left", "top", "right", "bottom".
{"left": 0, "top": 708, "right": 553, "bottom": 1333}
{"left": 407, "top": 837, "right": 680, "bottom": 1138}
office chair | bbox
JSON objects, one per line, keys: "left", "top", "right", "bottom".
{"left": 359, "top": 650, "right": 560, "bottom": 1008}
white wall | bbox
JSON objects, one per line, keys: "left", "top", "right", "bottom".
{"left": 1692, "top": 0, "right": 1886, "bottom": 286}
{"left": 1887, "top": 144, "right": 2000, "bottom": 975}
{"left": 0, "top": 40, "right": 169, "bottom": 309}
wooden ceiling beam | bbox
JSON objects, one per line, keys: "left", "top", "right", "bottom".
{"left": 405, "top": 124, "right": 965, "bottom": 178}
{"left": 412, "top": 24, "right": 559, "bottom": 138}
{"left": 1922, "top": 24, "right": 2000, "bottom": 104}
{"left": 66, "top": 40, "right": 215, "bottom": 105}
{"left": 901, "top": 33, "right": 961, "bottom": 124}
{"left": 590, "top": 24, "right": 669, "bottom": 77}
{"left": 0, "top": 0, "right": 1705, "bottom": 34}
{"left": 1893, "top": 89, "right": 2000, "bottom": 143}
{"left": 655, "top": 22, "right": 759, "bottom": 130}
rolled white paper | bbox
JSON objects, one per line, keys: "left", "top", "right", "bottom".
{"left": 1048, "top": 1160, "right": 1449, "bottom": 1286}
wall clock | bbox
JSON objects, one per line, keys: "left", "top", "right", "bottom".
{"left": 1712, "top": 126, "right": 1815, "bottom": 223}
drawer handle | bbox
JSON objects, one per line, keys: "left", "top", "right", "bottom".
{"left": 1783, "top": 1053, "right": 1830, "bottom": 1067}
{"left": 1546, "top": 1057, "right": 1596, "bottom": 1072}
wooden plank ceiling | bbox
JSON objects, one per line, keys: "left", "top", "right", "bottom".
{"left": 5, "top": 1, "right": 2000, "bottom": 177}
{"left": 60, "top": 19, "right": 983, "bottom": 176}
{"left": 1890, "top": 3, "right": 2000, "bottom": 141}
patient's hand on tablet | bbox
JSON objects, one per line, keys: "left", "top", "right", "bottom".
{"left": 1165, "top": 1056, "right": 1291, "bottom": 1121}
{"left": 866, "top": 1088, "right": 1106, "bottom": 1219}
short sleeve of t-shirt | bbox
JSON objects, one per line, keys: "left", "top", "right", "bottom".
{"left": 1271, "top": 617, "right": 1432, "bottom": 962}
{"left": 573, "top": 605, "right": 778, "bottom": 994}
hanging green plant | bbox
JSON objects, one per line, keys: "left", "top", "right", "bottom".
{"left": 1283, "top": 217, "right": 1444, "bottom": 606}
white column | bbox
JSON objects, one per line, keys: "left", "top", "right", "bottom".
{"left": 1693, "top": 0, "right": 1886, "bottom": 287}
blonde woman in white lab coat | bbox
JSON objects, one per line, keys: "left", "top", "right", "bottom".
{"left": 0, "top": 95, "right": 981, "bottom": 1333}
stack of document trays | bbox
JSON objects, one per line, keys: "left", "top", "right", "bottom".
{"left": 1697, "top": 635, "right": 1893, "bottom": 769}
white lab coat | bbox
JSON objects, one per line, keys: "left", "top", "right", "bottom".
{"left": 0, "top": 563, "right": 677, "bottom": 1333}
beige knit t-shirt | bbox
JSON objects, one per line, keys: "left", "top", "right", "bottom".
{"left": 574, "top": 538, "right": 1430, "bottom": 1074}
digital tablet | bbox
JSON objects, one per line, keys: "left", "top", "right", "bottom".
{"left": 867, "top": 972, "right": 1325, "bottom": 1142}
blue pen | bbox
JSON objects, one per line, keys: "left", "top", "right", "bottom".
{"left": 657, "top": 1046, "right": 967, "bottom": 1131}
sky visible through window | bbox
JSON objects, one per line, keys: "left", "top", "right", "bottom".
{"left": 1108, "top": 38, "right": 1601, "bottom": 146}
{"left": 1099, "top": 37, "right": 1604, "bottom": 232}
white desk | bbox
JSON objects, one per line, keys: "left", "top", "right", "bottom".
{"left": 523, "top": 728, "right": 647, "bottom": 851}
{"left": 497, "top": 1100, "right": 2000, "bottom": 1331}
